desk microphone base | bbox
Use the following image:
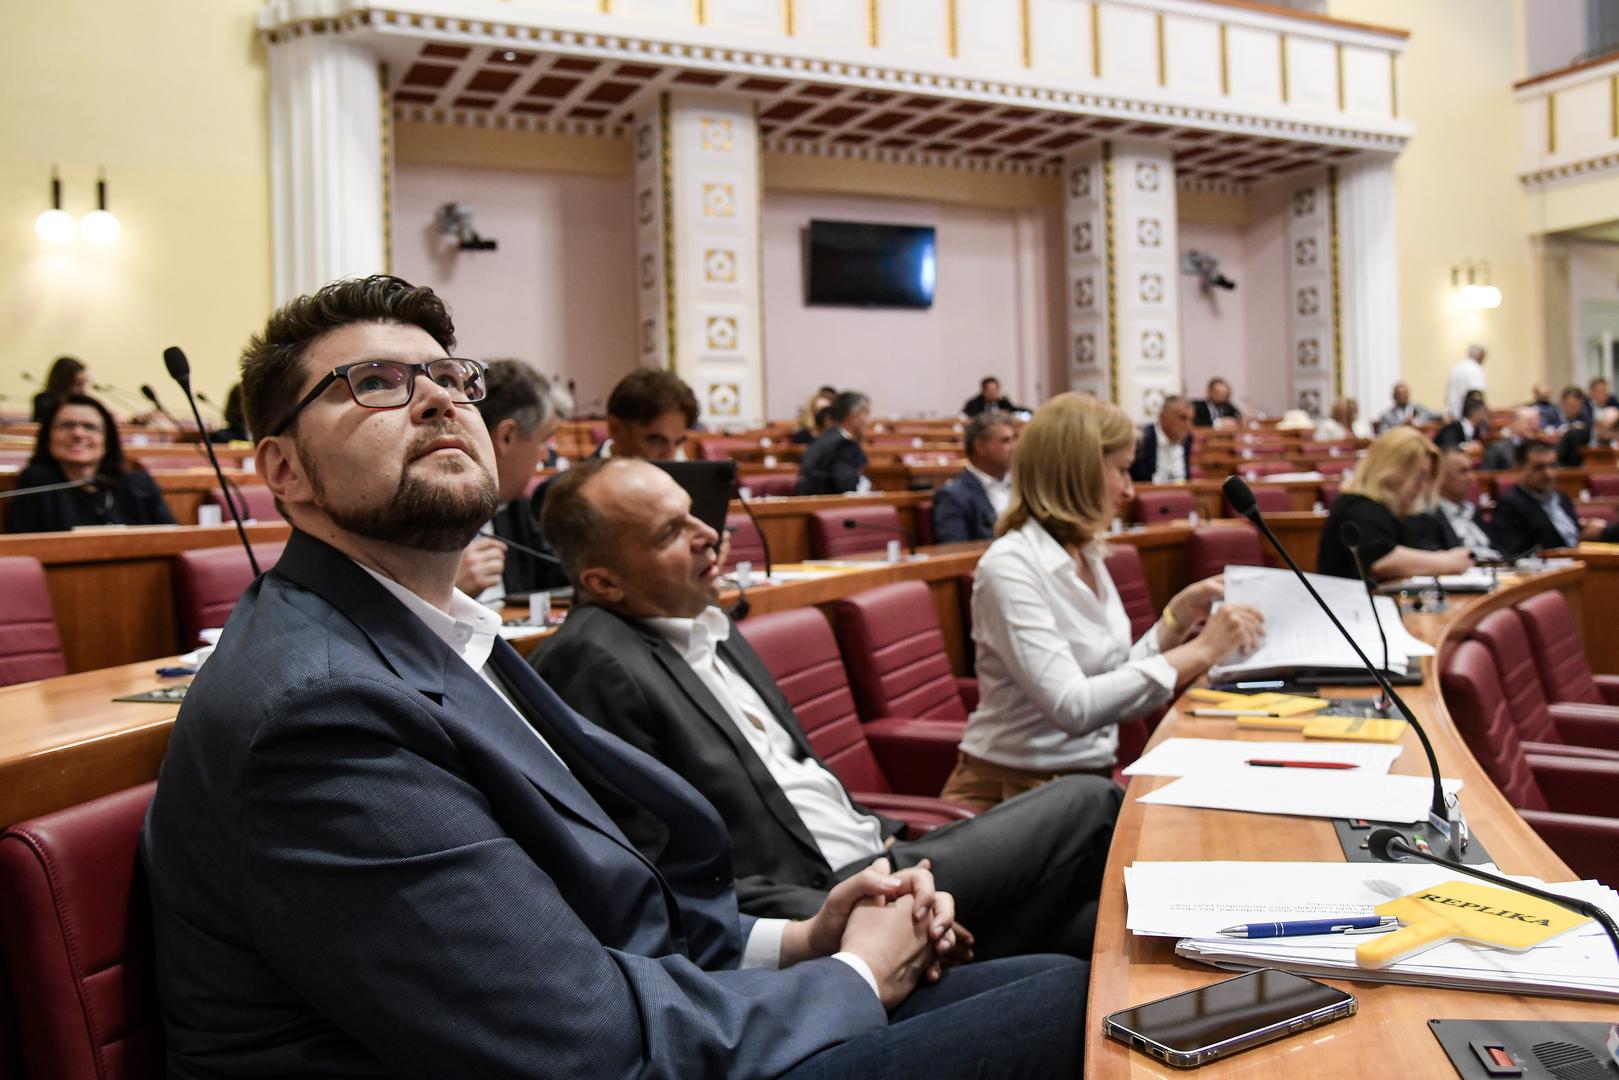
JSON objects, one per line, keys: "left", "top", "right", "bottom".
{"left": 1429, "top": 1019, "right": 1618, "bottom": 1080}
{"left": 1332, "top": 818, "right": 1492, "bottom": 865}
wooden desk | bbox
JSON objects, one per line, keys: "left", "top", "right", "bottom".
{"left": 1086, "top": 565, "right": 1614, "bottom": 1080}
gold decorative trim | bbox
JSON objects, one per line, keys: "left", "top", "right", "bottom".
{"left": 660, "top": 92, "right": 678, "bottom": 372}
{"left": 1328, "top": 165, "right": 1343, "bottom": 404}
{"left": 694, "top": 0, "right": 706, "bottom": 25}
{"left": 754, "top": 97, "right": 767, "bottom": 424}
{"left": 947, "top": 0, "right": 958, "bottom": 58}
{"left": 1091, "top": 2, "right": 1102, "bottom": 78}
{"left": 1102, "top": 141, "right": 1118, "bottom": 405}
{"left": 1335, "top": 43, "right": 1344, "bottom": 111}
{"left": 379, "top": 63, "right": 395, "bottom": 274}
{"left": 1547, "top": 92, "right": 1557, "bottom": 154}
{"left": 1155, "top": 13, "right": 1168, "bottom": 86}
{"left": 1389, "top": 52, "right": 1398, "bottom": 117}
{"left": 600, "top": 0, "right": 611, "bottom": 12}
{"left": 1219, "top": 24, "right": 1229, "bottom": 95}
{"left": 783, "top": 0, "right": 794, "bottom": 35}
{"left": 1279, "top": 33, "right": 1289, "bottom": 104}
{"left": 868, "top": 0, "right": 879, "bottom": 47}
{"left": 1611, "top": 74, "right": 1617, "bottom": 139}
{"left": 1020, "top": 0, "right": 1031, "bottom": 68}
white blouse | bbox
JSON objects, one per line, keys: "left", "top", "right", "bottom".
{"left": 959, "top": 520, "right": 1178, "bottom": 772}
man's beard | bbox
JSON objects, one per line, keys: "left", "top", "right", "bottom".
{"left": 304, "top": 428, "right": 499, "bottom": 553}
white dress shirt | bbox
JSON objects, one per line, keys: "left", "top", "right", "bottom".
{"left": 1150, "top": 425, "right": 1187, "bottom": 483}
{"left": 1445, "top": 357, "right": 1486, "bottom": 420}
{"left": 1437, "top": 498, "right": 1498, "bottom": 558}
{"left": 965, "top": 463, "right": 1013, "bottom": 518}
{"left": 959, "top": 520, "right": 1177, "bottom": 772}
{"left": 837, "top": 427, "right": 873, "bottom": 493}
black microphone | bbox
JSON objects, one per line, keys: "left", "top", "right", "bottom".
{"left": 163, "top": 347, "right": 260, "bottom": 578}
{"left": 194, "top": 391, "right": 229, "bottom": 422}
{"left": 1224, "top": 475, "right": 1466, "bottom": 853}
{"left": 0, "top": 473, "right": 101, "bottom": 500}
{"left": 732, "top": 481, "right": 774, "bottom": 577}
{"left": 841, "top": 517, "right": 915, "bottom": 556}
{"left": 1367, "top": 827, "right": 1619, "bottom": 963}
{"left": 139, "top": 383, "right": 183, "bottom": 429}
{"left": 1339, "top": 521, "right": 1393, "bottom": 715}
{"left": 489, "top": 533, "right": 561, "bottom": 566}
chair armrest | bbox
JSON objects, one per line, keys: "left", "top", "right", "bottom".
{"left": 1592, "top": 674, "right": 1619, "bottom": 707}
{"left": 864, "top": 718, "right": 966, "bottom": 799}
{"left": 1525, "top": 753, "right": 1619, "bottom": 817}
{"left": 1521, "top": 739, "right": 1619, "bottom": 762}
{"left": 851, "top": 792, "right": 975, "bottom": 837}
{"left": 1520, "top": 809, "right": 1619, "bottom": 884}
{"left": 1545, "top": 703, "right": 1619, "bottom": 752}
{"left": 955, "top": 677, "right": 979, "bottom": 714}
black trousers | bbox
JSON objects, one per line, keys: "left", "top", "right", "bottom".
{"left": 836, "top": 775, "right": 1123, "bottom": 960}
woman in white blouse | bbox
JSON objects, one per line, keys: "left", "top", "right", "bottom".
{"left": 940, "top": 393, "right": 1265, "bottom": 811}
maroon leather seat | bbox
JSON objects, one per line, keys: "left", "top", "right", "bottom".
{"left": 1103, "top": 544, "right": 1164, "bottom": 775}
{"left": 1319, "top": 481, "right": 1341, "bottom": 508}
{"left": 0, "top": 556, "right": 67, "bottom": 685}
{"left": 736, "top": 607, "right": 970, "bottom": 818}
{"left": 1130, "top": 489, "right": 1195, "bottom": 524}
{"left": 1439, "top": 641, "right": 1619, "bottom": 881}
{"left": 1186, "top": 525, "right": 1264, "bottom": 582}
{"left": 738, "top": 473, "right": 796, "bottom": 498}
{"left": 1587, "top": 473, "right": 1619, "bottom": 497}
{"left": 203, "top": 485, "right": 283, "bottom": 522}
{"left": 172, "top": 543, "right": 286, "bottom": 648}
{"left": 0, "top": 783, "right": 161, "bottom": 1080}
{"left": 1468, "top": 607, "right": 1619, "bottom": 760}
{"left": 913, "top": 501, "right": 936, "bottom": 547}
{"left": 808, "top": 505, "right": 906, "bottom": 559}
{"left": 1515, "top": 589, "right": 1619, "bottom": 708}
{"left": 833, "top": 581, "right": 977, "bottom": 723}
{"left": 1227, "top": 484, "right": 1288, "bottom": 517}
{"left": 722, "top": 512, "right": 767, "bottom": 572}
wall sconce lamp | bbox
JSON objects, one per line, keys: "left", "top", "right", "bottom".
{"left": 1452, "top": 259, "right": 1501, "bottom": 309}
{"left": 34, "top": 166, "right": 121, "bottom": 245}
{"left": 80, "top": 169, "right": 121, "bottom": 245}
{"left": 35, "top": 166, "right": 76, "bottom": 244}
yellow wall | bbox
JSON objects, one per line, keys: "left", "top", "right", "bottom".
{"left": 1, "top": 0, "right": 271, "bottom": 410}
{"left": 1329, "top": 0, "right": 1541, "bottom": 410}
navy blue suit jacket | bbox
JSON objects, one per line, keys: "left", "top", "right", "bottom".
{"left": 795, "top": 431, "right": 868, "bottom": 496}
{"left": 142, "top": 530, "right": 882, "bottom": 1079}
{"left": 931, "top": 469, "right": 998, "bottom": 543}
{"left": 1128, "top": 425, "right": 1193, "bottom": 483}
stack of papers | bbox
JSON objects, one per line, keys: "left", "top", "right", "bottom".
{"left": 1136, "top": 769, "right": 1461, "bottom": 821}
{"left": 1125, "top": 861, "right": 1619, "bottom": 1000}
{"left": 1122, "top": 738, "right": 1403, "bottom": 778}
{"left": 1381, "top": 567, "right": 1498, "bottom": 593}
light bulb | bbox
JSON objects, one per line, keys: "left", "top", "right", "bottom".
{"left": 81, "top": 209, "right": 121, "bottom": 244}
{"left": 35, "top": 208, "right": 76, "bottom": 243}
{"left": 1475, "top": 284, "right": 1502, "bottom": 309}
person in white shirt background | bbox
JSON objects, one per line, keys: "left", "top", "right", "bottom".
{"left": 1445, "top": 344, "right": 1487, "bottom": 420}
{"left": 940, "top": 393, "right": 1266, "bottom": 811}
{"left": 1128, "top": 395, "right": 1194, "bottom": 484}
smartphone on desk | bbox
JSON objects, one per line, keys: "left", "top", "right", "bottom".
{"left": 1104, "top": 968, "right": 1355, "bottom": 1069}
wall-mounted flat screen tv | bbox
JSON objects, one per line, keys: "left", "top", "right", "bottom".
{"left": 805, "top": 219, "right": 936, "bottom": 309}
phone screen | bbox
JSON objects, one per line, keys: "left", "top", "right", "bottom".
{"left": 1108, "top": 970, "right": 1352, "bottom": 1054}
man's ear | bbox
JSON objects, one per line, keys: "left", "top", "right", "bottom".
{"left": 258, "top": 436, "right": 312, "bottom": 508}
{"left": 578, "top": 564, "right": 623, "bottom": 606}
{"left": 491, "top": 416, "right": 518, "bottom": 451}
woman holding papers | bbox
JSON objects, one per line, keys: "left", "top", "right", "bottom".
{"left": 1316, "top": 427, "right": 1472, "bottom": 581}
{"left": 940, "top": 394, "right": 1265, "bottom": 811}
{"left": 4, "top": 394, "right": 176, "bottom": 533}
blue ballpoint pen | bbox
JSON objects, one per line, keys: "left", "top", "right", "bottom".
{"left": 1217, "top": 916, "right": 1399, "bottom": 938}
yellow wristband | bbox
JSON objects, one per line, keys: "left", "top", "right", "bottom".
{"left": 1162, "top": 603, "right": 1183, "bottom": 635}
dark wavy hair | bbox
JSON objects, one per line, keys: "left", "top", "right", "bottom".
{"left": 31, "top": 394, "right": 128, "bottom": 477}
{"left": 44, "top": 356, "right": 86, "bottom": 396}
{"left": 240, "top": 275, "right": 457, "bottom": 440}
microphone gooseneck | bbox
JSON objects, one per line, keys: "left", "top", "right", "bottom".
{"left": 163, "top": 346, "right": 260, "bottom": 578}
{"left": 1222, "top": 475, "right": 1463, "bottom": 849}
{"left": 841, "top": 517, "right": 916, "bottom": 556}
{"left": 1367, "top": 828, "right": 1619, "bottom": 964}
{"left": 733, "top": 481, "right": 774, "bottom": 577}
{"left": 1339, "top": 521, "right": 1393, "bottom": 714}
{"left": 0, "top": 474, "right": 100, "bottom": 500}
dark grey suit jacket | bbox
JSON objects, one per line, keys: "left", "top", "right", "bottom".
{"left": 142, "top": 530, "right": 881, "bottom": 1079}
{"left": 533, "top": 604, "right": 904, "bottom": 919}
{"left": 795, "top": 431, "right": 868, "bottom": 495}
{"left": 1127, "top": 425, "right": 1193, "bottom": 483}
{"left": 931, "top": 469, "right": 998, "bottom": 544}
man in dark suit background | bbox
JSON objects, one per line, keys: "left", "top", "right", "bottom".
{"left": 1491, "top": 440, "right": 1609, "bottom": 556}
{"left": 1129, "top": 396, "right": 1195, "bottom": 483}
{"left": 141, "top": 275, "right": 1086, "bottom": 1079}
{"left": 1192, "top": 377, "right": 1240, "bottom": 426}
{"left": 932, "top": 411, "right": 1015, "bottom": 543}
{"left": 1400, "top": 448, "right": 1499, "bottom": 561}
{"left": 532, "top": 456, "right": 1121, "bottom": 961}
{"left": 1478, "top": 406, "right": 1540, "bottom": 471}
{"left": 1433, "top": 396, "right": 1491, "bottom": 451}
{"left": 796, "top": 390, "right": 872, "bottom": 495}
{"left": 960, "top": 375, "right": 1020, "bottom": 417}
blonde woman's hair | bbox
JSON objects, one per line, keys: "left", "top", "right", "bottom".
{"left": 1342, "top": 426, "right": 1441, "bottom": 515}
{"left": 797, "top": 391, "right": 831, "bottom": 432}
{"left": 999, "top": 392, "right": 1137, "bottom": 547}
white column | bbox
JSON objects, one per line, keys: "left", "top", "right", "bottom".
{"left": 1109, "top": 138, "right": 1182, "bottom": 422}
{"left": 267, "top": 32, "right": 386, "bottom": 304}
{"left": 633, "top": 91, "right": 765, "bottom": 428}
{"left": 1286, "top": 170, "right": 1336, "bottom": 418}
{"left": 1336, "top": 155, "right": 1402, "bottom": 415}
{"left": 1062, "top": 143, "right": 1109, "bottom": 400}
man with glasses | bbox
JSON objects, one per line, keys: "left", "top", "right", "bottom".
{"left": 141, "top": 275, "right": 1085, "bottom": 1079}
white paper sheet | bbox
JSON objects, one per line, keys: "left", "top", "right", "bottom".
{"left": 1121, "top": 738, "right": 1403, "bottom": 777}
{"left": 1135, "top": 768, "right": 1462, "bottom": 822}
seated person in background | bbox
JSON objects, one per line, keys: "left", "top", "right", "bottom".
{"left": 933, "top": 411, "right": 1016, "bottom": 543}
{"left": 796, "top": 391, "right": 872, "bottom": 495}
{"left": 533, "top": 457, "right": 1121, "bottom": 961}
{"left": 939, "top": 394, "right": 1264, "bottom": 812}
{"left": 791, "top": 385, "right": 837, "bottom": 444}
{"left": 1589, "top": 376, "right": 1617, "bottom": 418}
{"left": 143, "top": 274, "right": 1084, "bottom": 1080}
{"left": 1377, "top": 381, "right": 1438, "bottom": 429}
{"left": 208, "top": 383, "right": 251, "bottom": 443}
{"left": 1530, "top": 382, "right": 1564, "bottom": 431}
{"left": 456, "top": 359, "right": 565, "bottom": 603}
{"left": 1128, "top": 395, "right": 1194, "bottom": 483}
{"left": 1558, "top": 404, "right": 1618, "bottom": 467}
{"left": 31, "top": 355, "right": 89, "bottom": 421}
{"left": 961, "top": 375, "right": 1019, "bottom": 417}
{"left": 1555, "top": 384, "right": 1587, "bottom": 437}
{"left": 1491, "top": 440, "right": 1611, "bottom": 556}
{"left": 1433, "top": 393, "right": 1490, "bottom": 451}
{"left": 1317, "top": 427, "right": 1471, "bottom": 581}
{"left": 5, "top": 394, "right": 175, "bottom": 533}
{"left": 1400, "top": 448, "right": 1500, "bottom": 562}
{"left": 1480, "top": 405, "right": 1541, "bottom": 470}
{"left": 1192, "top": 376, "right": 1241, "bottom": 426}
{"left": 1311, "top": 397, "right": 1371, "bottom": 442}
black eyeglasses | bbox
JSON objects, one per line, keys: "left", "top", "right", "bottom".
{"left": 270, "top": 358, "right": 488, "bottom": 436}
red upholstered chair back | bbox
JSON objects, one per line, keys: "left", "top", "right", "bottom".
{"left": 722, "top": 512, "right": 767, "bottom": 572}
{"left": 913, "top": 501, "right": 936, "bottom": 547}
{"left": 1320, "top": 481, "right": 1341, "bottom": 508}
{"left": 1103, "top": 545, "right": 1157, "bottom": 640}
{"left": 1130, "top": 489, "right": 1195, "bottom": 524}
{"left": 173, "top": 543, "right": 286, "bottom": 648}
{"left": 695, "top": 437, "right": 757, "bottom": 461}
{"left": 833, "top": 581, "right": 969, "bottom": 722}
{"left": 1186, "top": 525, "right": 1264, "bottom": 583}
{"left": 808, "top": 505, "right": 904, "bottom": 559}
{"left": 1588, "top": 473, "right": 1619, "bottom": 497}
{"left": 1239, "top": 461, "right": 1297, "bottom": 478}
{"left": 1245, "top": 485, "right": 1290, "bottom": 515}
{"left": 1468, "top": 608, "right": 1559, "bottom": 745}
{"left": 739, "top": 473, "right": 796, "bottom": 498}
{"left": 1439, "top": 641, "right": 1548, "bottom": 811}
{"left": 0, "top": 556, "right": 67, "bottom": 685}
{"left": 0, "top": 783, "right": 161, "bottom": 1080}
{"left": 204, "top": 485, "right": 283, "bottom": 522}
{"left": 1515, "top": 590, "right": 1603, "bottom": 706}
{"left": 735, "top": 608, "right": 890, "bottom": 793}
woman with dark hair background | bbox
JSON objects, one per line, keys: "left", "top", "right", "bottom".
{"left": 5, "top": 394, "right": 175, "bottom": 533}
{"left": 208, "top": 383, "right": 251, "bottom": 443}
{"left": 31, "top": 356, "right": 89, "bottom": 421}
